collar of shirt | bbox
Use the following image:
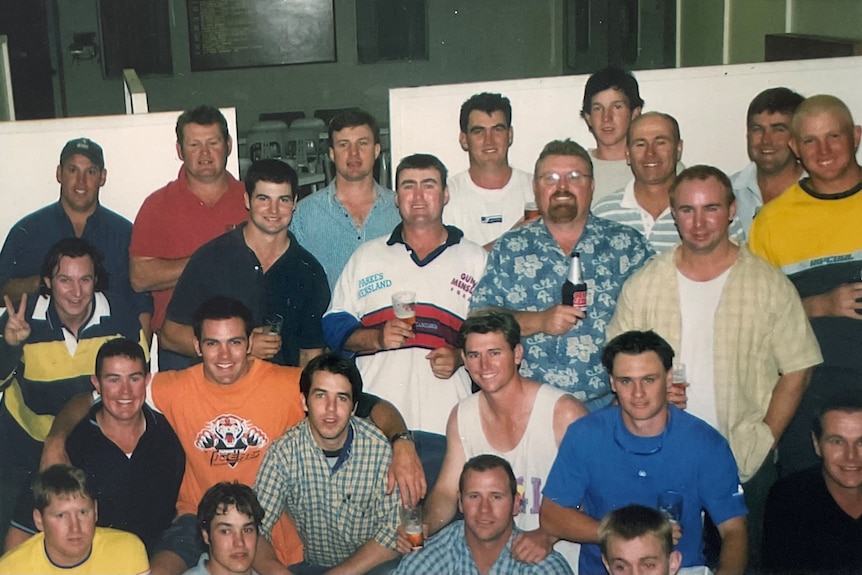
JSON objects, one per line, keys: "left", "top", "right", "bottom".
{"left": 386, "top": 224, "right": 464, "bottom": 267}
{"left": 328, "top": 420, "right": 355, "bottom": 474}
{"left": 38, "top": 292, "right": 108, "bottom": 337}
{"left": 325, "top": 180, "right": 389, "bottom": 207}
{"left": 612, "top": 405, "right": 677, "bottom": 455}
{"left": 52, "top": 199, "right": 104, "bottom": 225}
{"left": 456, "top": 521, "right": 522, "bottom": 572}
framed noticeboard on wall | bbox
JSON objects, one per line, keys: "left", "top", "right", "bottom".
{"left": 187, "top": 0, "right": 335, "bottom": 72}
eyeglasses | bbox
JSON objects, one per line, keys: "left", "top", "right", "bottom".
{"left": 536, "top": 171, "right": 593, "bottom": 187}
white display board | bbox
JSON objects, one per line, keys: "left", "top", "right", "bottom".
{"left": 390, "top": 56, "right": 862, "bottom": 179}
{"left": 0, "top": 108, "right": 239, "bottom": 238}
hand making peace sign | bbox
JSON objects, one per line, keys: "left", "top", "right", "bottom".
{"left": 3, "top": 293, "right": 31, "bottom": 346}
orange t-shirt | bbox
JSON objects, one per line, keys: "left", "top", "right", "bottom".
{"left": 151, "top": 358, "right": 305, "bottom": 564}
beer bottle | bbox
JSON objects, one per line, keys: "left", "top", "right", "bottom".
{"left": 562, "top": 251, "right": 587, "bottom": 310}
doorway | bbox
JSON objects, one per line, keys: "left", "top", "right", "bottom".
{"left": 0, "top": 0, "right": 57, "bottom": 119}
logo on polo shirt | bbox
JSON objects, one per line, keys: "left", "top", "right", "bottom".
{"left": 194, "top": 414, "right": 269, "bottom": 467}
{"left": 450, "top": 272, "right": 477, "bottom": 297}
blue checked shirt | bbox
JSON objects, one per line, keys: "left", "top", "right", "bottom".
{"left": 470, "top": 216, "right": 653, "bottom": 410}
{"left": 254, "top": 417, "right": 399, "bottom": 568}
{"left": 291, "top": 181, "right": 401, "bottom": 291}
{"left": 393, "top": 521, "right": 573, "bottom": 575}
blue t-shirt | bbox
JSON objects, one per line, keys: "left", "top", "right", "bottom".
{"left": 543, "top": 405, "right": 747, "bottom": 574}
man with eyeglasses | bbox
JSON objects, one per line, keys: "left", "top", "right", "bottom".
{"left": 470, "top": 139, "right": 653, "bottom": 410}
{"left": 541, "top": 330, "right": 748, "bottom": 575}
{"left": 160, "top": 159, "right": 329, "bottom": 368}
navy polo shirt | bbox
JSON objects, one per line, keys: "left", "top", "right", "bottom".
{"left": 166, "top": 224, "right": 330, "bottom": 366}
{"left": 0, "top": 202, "right": 152, "bottom": 316}
{"left": 11, "top": 403, "right": 184, "bottom": 555}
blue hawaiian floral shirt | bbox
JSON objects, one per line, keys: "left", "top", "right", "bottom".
{"left": 470, "top": 215, "right": 654, "bottom": 410}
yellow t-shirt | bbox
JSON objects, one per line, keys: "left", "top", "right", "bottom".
{"left": 0, "top": 527, "right": 149, "bottom": 575}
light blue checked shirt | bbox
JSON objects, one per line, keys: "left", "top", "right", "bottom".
{"left": 393, "top": 521, "right": 573, "bottom": 575}
{"left": 254, "top": 417, "right": 399, "bottom": 568}
{"left": 470, "top": 216, "right": 653, "bottom": 410}
{"left": 291, "top": 181, "right": 401, "bottom": 291}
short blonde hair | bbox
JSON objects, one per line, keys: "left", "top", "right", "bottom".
{"left": 791, "top": 94, "right": 855, "bottom": 137}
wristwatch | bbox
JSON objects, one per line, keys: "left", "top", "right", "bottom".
{"left": 389, "top": 430, "right": 414, "bottom": 445}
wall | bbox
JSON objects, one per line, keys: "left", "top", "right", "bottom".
{"left": 728, "top": 0, "right": 787, "bottom": 63}
{"left": 56, "top": 0, "right": 564, "bottom": 135}
{"left": 792, "top": 0, "right": 862, "bottom": 38}
{"left": 679, "top": 0, "right": 725, "bottom": 67}
{"left": 679, "top": 0, "right": 862, "bottom": 67}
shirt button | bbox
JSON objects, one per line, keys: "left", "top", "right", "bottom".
{"left": 638, "top": 470, "right": 647, "bottom": 477}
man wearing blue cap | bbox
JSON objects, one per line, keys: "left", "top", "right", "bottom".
{"left": 0, "top": 138, "right": 153, "bottom": 339}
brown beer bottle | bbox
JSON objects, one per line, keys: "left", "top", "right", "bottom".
{"left": 562, "top": 251, "right": 587, "bottom": 310}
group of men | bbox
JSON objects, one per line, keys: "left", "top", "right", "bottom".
{"left": 0, "top": 61, "right": 859, "bottom": 575}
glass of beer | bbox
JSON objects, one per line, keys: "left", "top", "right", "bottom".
{"left": 392, "top": 291, "right": 416, "bottom": 327}
{"left": 672, "top": 362, "right": 687, "bottom": 392}
{"left": 264, "top": 314, "right": 284, "bottom": 335}
{"left": 400, "top": 504, "right": 424, "bottom": 550}
{"left": 658, "top": 490, "right": 683, "bottom": 523}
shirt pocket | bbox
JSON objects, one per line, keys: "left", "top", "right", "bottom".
{"left": 331, "top": 495, "right": 377, "bottom": 543}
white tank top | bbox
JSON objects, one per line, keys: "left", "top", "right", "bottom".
{"left": 457, "top": 384, "right": 581, "bottom": 572}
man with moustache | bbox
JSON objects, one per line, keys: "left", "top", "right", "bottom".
{"left": 749, "top": 94, "right": 862, "bottom": 477}
{"left": 130, "top": 105, "right": 248, "bottom": 370}
{"left": 730, "top": 88, "right": 805, "bottom": 239}
{"left": 470, "top": 139, "right": 653, "bottom": 410}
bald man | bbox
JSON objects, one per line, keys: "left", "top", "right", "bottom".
{"left": 749, "top": 94, "right": 862, "bottom": 478}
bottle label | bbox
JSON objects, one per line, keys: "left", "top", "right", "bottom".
{"left": 573, "top": 290, "right": 587, "bottom": 309}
